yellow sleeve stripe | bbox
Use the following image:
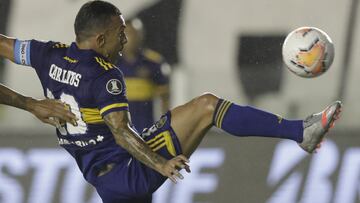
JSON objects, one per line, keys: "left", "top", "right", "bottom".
{"left": 80, "top": 108, "right": 104, "bottom": 124}
{"left": 99, "top": 103, "right": 129, "bottom": 115}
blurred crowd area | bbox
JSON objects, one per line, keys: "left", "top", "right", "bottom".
{"left": 0, "top": 0, "right": 359, "bottom": 133}
{"left": 0, "top": 1, "right": 359, "bottom": 203}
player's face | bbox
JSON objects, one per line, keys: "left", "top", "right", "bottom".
{"left": 104, "top": 15, "right": 127, "bottom": 62}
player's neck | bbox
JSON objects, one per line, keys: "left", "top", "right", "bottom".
{"left": 76, "top": 41, "right": 105, "bottom": 57}
{"left": 76, "top": 41, "right": 96, "bottom": 51}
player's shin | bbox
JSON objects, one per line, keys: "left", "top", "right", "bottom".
{"left": 213, "top": 99, "right": 303, "bottom": 142}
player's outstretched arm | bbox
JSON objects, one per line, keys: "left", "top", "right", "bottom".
{"left": 104, "top": 111, "right": 191, "bottom": 183}
{"left": 0, "top": 84, "right": 77, "bottom": 127}
{"left": 0, "top": 34, "right": 15, "bottom": 62}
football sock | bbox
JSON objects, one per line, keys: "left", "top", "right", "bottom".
{"left": 213, "top": 99, "right": 303, "bottom": 142}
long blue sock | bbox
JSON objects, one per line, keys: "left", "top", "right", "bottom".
{"left": 213, "top": 99, "right": 303, "bottom": 142}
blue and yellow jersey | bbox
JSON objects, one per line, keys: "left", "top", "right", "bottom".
{"left": 117, "top": 49, "right": 169, "bottom": 131}
{"left": 14, "top": 40, "right": 131, "bottom": 181}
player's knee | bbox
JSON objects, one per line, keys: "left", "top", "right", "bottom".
{"left": 194, "top": 93, "right": 219, "bottom": 117}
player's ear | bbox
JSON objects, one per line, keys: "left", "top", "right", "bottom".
{"left": 96, "top": 34, "right": 106, "bottom": 48}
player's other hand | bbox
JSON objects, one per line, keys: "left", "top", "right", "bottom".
{"left": 27, "top": 98, "right": 78, "bottom": 127}
{"left": 161, "top": 154, "right": 191, "bottom": 184}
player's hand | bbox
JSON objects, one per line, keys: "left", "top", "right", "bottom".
{"left": 27, "top": 98, "right": 78, "bottom": 127}
{"left": 160, "top": 155, "right": 191, "bottom": 184}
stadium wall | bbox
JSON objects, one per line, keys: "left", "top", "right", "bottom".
{"left": 1, "top": 0, "right": 358, "bottom": 131}
{"left": 0, "top": 1, "right": 359, "bottom": 202}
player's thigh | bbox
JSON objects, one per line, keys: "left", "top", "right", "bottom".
{"left": 170, "top": 93, "right": 219, "bottom": 154}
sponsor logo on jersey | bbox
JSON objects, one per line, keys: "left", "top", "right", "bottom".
{"left": 155, "top": 116, "right": 167, "bottom": 129}
{"left": 141, "top": 115, "right": 168, "bottom": 138}
{"left": 58, "top": 135, "right": 105, "bottom": 147}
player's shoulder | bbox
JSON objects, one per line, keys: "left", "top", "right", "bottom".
{"left": 31, "top": 40, "right": 68, "bottom": 51}
{"left": 50, "top": 42, "right": 71, "bottom": 57}
{"left": 87, "top": 55, "right": 122, "bottom": 77}
{"left": 92, "top": 56, "right": 117, "bottom": 72}
{"left": 142, "top": 49, "right": 164, "bottom": 64}
{"left": 51, "top": 42, "right": 70, "bottom": 49}
{"left": 30, "top": 40, "right": 71, "bottom": 63}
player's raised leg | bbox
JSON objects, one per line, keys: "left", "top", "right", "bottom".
{"left": 170, "top": 93, "right": 342, "bottom": 157}
{"left": 170, "top": 93, "right": 218, "bottom": 156}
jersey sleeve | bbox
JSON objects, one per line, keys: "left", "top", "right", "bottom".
{"left": 91, "top": 69, "right": 129, "bottom": 117}
{"left": 14, "top": 39, "right": 54, "bottom": 70}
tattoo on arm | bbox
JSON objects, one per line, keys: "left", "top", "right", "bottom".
{"left": 104, "top": 112, "right": 166, "bottom": 171}
{"left": 0, "top": 84, "right": 32, "bottom": 111}
{"left": 0, "top": 34, "right": 15, "bottom": 61}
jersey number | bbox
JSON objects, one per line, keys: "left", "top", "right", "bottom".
{"left": 47, "top": 89, "right": 87, "bottom": 135}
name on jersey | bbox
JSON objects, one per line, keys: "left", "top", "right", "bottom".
{"left": 49, "top": 64, "right": 82, "bottom": 87}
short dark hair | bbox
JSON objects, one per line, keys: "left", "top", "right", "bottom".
{"left": 74, "top": 0, "right": 121, "bottom": 42}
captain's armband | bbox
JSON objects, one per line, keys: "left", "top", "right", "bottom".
{"left": 14, "top": 39, "right": 31, "bottom": 66}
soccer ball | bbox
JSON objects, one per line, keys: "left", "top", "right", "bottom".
{"left": 282, "top": 27, "right": 334, "bottom": 78}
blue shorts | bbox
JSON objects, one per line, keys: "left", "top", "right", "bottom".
{"left": 93, "top": 112, "right": 182, "bottom": 203}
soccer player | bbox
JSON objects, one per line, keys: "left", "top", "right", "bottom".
{"left": 0, "top": 83, "right": 77, "bottom": 127}
{"left": 117, "top": 18, "right": 170, "bottom": 131}
{"left": 0, "top": 1, "right": 342, "bottom": 202}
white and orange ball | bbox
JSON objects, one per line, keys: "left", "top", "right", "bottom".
{"left": 282, "top": 27, "right": 334, "bottom": 78}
